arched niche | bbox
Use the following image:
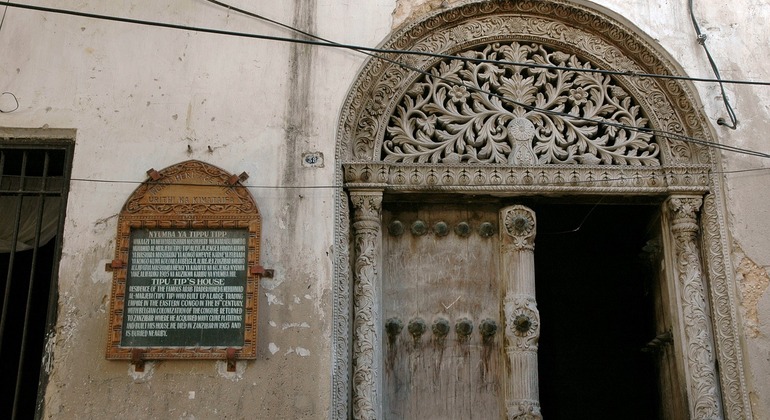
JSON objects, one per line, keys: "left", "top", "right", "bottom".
{"left": 333, "top": 1, "right": 749, "bottom": 419}
{"left": 106, "top": 160, "right": 261, "bottom": 365}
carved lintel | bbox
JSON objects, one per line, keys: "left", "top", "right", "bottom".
{"left": 349, "top": 189, "right": 383, "bottom": 420}
{"left": 667, "top": 195, "right": 723, "bottom": 419}
{"left": 342, "top": 162, "right": 711, "bottom": 194}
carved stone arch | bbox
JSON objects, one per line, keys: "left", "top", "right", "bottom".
{"left": 337, "top": 0, "right": 714, "bottom": 167}
{"left": 333, "top": 1, "right": 750, "bottom": 419}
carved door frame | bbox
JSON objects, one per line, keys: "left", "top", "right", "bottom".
{"left": 333, "top": 1, "right": 750, "bottom": 419}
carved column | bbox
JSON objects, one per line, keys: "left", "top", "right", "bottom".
{"left": 500, "top": 205, "right": 541, "bottom": 420}
{"left": 667, "top": 196, "right": 723, "bottom": 420}
{"left": 350, "top": 190, "right": 384, "bottom": 420}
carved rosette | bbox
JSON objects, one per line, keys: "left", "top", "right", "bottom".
{"left": 506, "top": 297, "right": 540, "bottom": 351}
{"left": 503, "top": 205, "right": 537, "bottom": 251}
{"left": 507, "top": 400, "right": 543, "bottom": 420}
{"left": 350, "top": 191, "right": 383, "bottom": 420}
{"left": 667, "top": 196, "right": 723, "bottom": 419}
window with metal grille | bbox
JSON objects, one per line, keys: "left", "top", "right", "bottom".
{"left": 0, "top": 129, "right": 74, "bottom": 420}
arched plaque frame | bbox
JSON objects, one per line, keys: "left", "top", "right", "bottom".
{"left": 333, "top": 1, "right": 750, "bottom": 419}
{"left": 106, "top": 160, "right": 261, "bottom": 361}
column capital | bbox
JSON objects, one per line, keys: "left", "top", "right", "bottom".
{"left": 349, "top": 189, "right": 382, "bottom": 216}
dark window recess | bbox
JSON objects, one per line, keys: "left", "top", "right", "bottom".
{"left": 0, "top": 142, "right": 73, "bottom": 420}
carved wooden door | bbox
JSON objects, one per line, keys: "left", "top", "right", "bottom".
{"left": 382, "top": 203, "right": 502, "bottom": 419}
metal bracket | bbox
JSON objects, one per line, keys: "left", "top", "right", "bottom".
{"left": 250, "top": 265, "right": 274, "bottom": 278}
{"left": 226, "top": 348, "right": 237, "bottom": 372}
{"left": 227, "top": 171, "right": 249, "bottom": 186}
{"left": 105, "top": 259, "right": 124, "bottom": 272}
{"left": 131, "top": 348, "right": 145, "bottom": 372}
{"left": 641, "top": 330, "right": 673, "bottom": 353}
{"left": 146, "top": 168, "right": 162, "bottom": 181}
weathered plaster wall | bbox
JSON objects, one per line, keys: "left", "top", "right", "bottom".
{"left": 0, "top": 0, "right": 389, "bottom": 418}
{"left": 1, "top": 0, "right": 769, "bottom": 418}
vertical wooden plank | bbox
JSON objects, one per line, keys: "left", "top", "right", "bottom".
{"left": 383, "top": 203, "right": 501, "bottom": 419}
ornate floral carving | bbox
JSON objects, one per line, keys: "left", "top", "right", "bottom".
{"left": 124, "top": 160, "right": 256, "bottom": 216}
{"left": 343, "top": 163, "right": 711, "bottom": 195}
{"left": 502, "top": 205, "right": 537, "bottom": 250}
{"left": 331, "top": 190, "right": 351, "bottom": 420}
{"left": 701, "top": 194, "right": 751, "bottom": 419}
{"left": 384, "top": 42, "right": 659, "bottom": 166}
{"left": 667, "top": 196, "right": 723, "bottom": 419}
{"left": 350, "top": 191, "right": 383, "bottom": 420}
{"left": 505, "top": 297, "right": 540, "bottom": 351}
{"left": 507, "top": 400, "right": 543, "bottom": 420}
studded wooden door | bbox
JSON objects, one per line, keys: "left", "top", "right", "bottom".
{"left": 382, "top": 202, "right": 504, "bottom": 419}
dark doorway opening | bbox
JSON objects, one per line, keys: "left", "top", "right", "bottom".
{"left": 535, "top": 203, "right": 661, "bottom": 420}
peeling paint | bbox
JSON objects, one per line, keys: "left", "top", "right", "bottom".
{"left": 42, "top": 330, "right": 56, "bottom": 375}
{"left": 281, "top": 322, "right": 310, "bottom": 330}
{"left": 269, "top": 343, "right": 280, "bottom": 354}
{"left": 296, "top": 347, "right": 311, "bottom": 357}
{"left": 92, "top": 259, "right": 112, "bottom": 283}
{"left": 734, "top": 246, "right": 770, "bottom": 338}
{"left": 261, "top": 276, "right": 285, "bottom": 291}
{"left": 216, "top": 360, "right": 246, "bottom": 380}
{"left": 265, "top": 293, "right": 284, "bottom": 306}
{"left": 392, "top": 0, "right": 453, "bottom": 28}
{"left": 129, "top": 361, "right": 156, "bottom": 382}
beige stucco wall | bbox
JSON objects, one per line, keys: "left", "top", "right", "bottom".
{"left": 1, "top": 0, "right": 768, "bottom": 418}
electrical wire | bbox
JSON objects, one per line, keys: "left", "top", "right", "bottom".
{"left": 198, "top": 1, "right": 770, "bottom": 160}
{"left": 2, "top": 1, "right": 769, "bottom": 159}
{"left": 688, "top": 0, "right": 738, "bottom": 129}
{"left": 0, "top": 1, "right": 9, "bottom": 33}
{"left": 63, "top": 165, "right": 770, "bottom": 190}
{"left": 2, "top": 1, "right": 770, "bottom": 88}
{"left": 0, "top": 3, "right": 19, "bottom": 114}
{"left": 0, "top": 91, "right": 19, "bottom": 113}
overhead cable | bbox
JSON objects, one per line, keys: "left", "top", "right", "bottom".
{"left": 65, "top": 166, "right": 770, "bottom": 189}
{"left": 688, "top": 0, "right": 739, "bottom": 129}
{"left": 2, "top": 1, "right": 770, "bottom": 87}
{"left": 2, "top": 1, "right": 769, "bottom": 159}
{"left": 200, "top": 0, "right": 769, "bottom": 160}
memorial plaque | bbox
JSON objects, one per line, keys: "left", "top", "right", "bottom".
{"left": 107, "top": 160, "right": 262, "bottom": 361}
{"left": 122, "top": 229, "right": 248, "bottom": 347}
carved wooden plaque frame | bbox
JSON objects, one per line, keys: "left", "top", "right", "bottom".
{"left": 106, "top": 160, "right": 261, "bottom": 361}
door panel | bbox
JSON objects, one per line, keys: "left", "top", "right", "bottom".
{"left": 383, "top": 203, "right": 501, "bottom": 419}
